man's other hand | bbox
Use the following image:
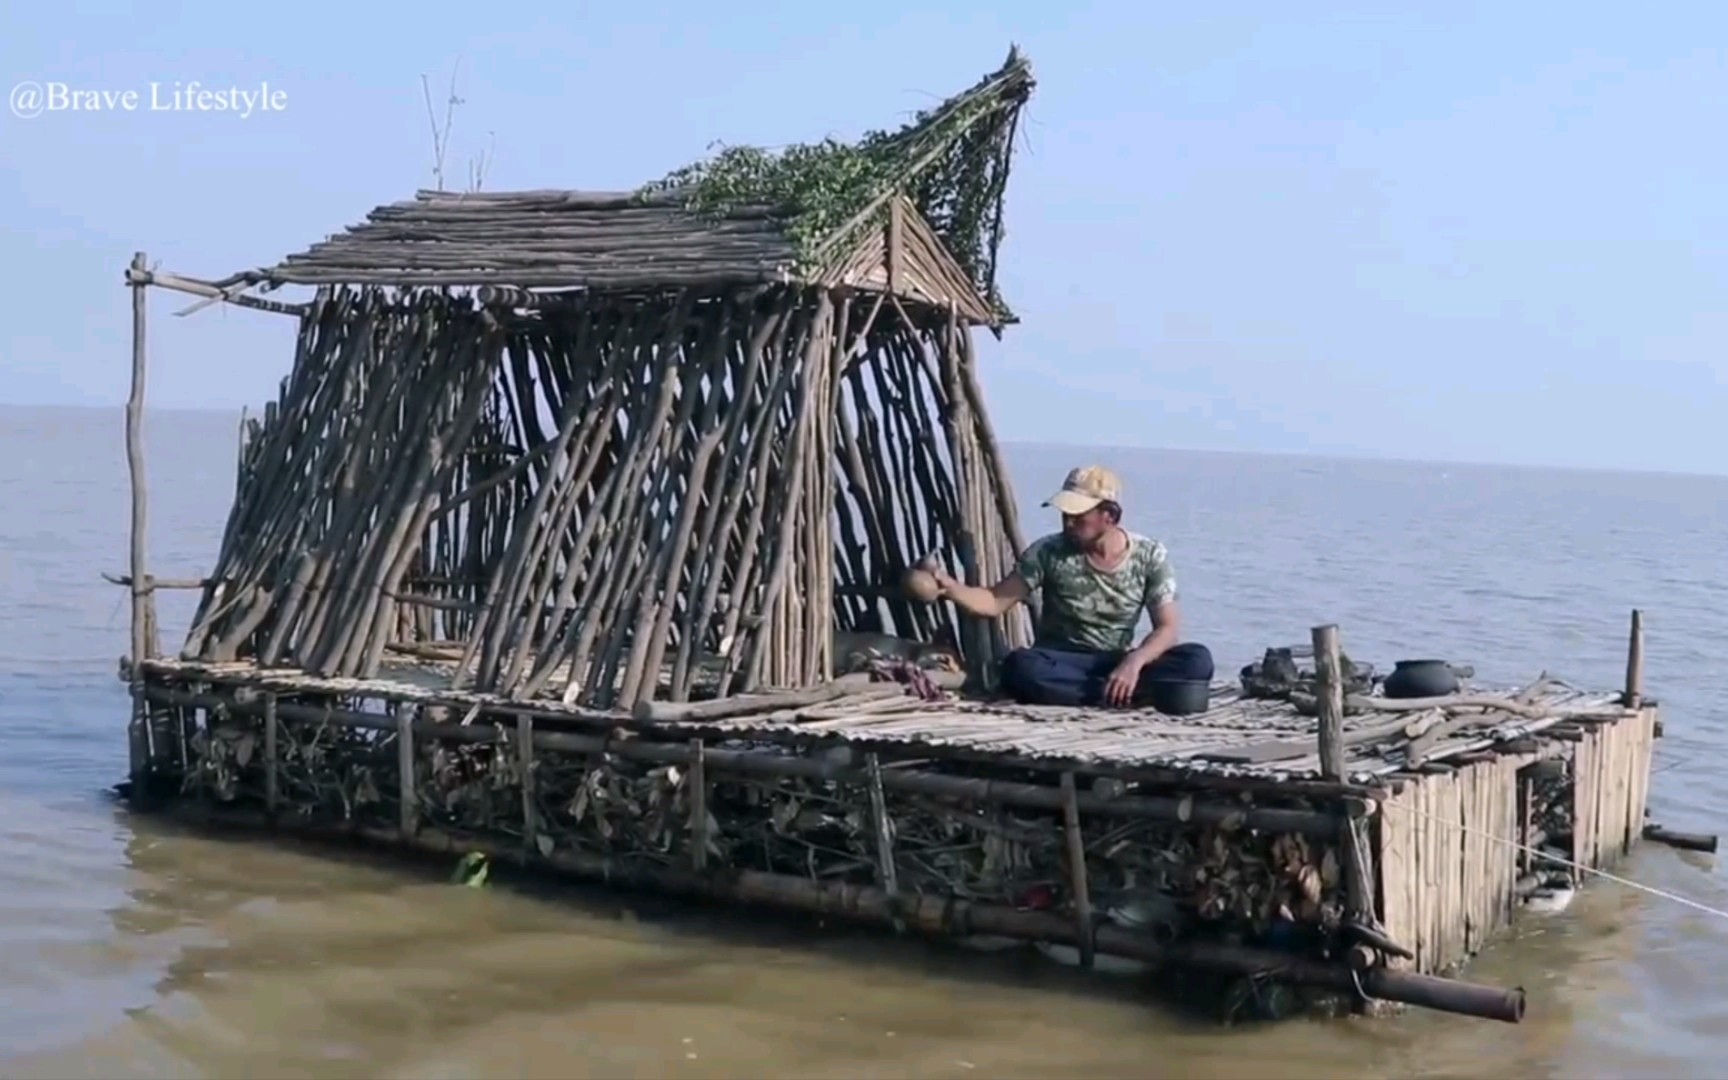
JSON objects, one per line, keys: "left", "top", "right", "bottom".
{"left": 1104, "top": 654, "right": 1145, "bottom": 707}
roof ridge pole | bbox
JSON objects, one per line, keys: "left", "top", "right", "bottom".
{"left": 125, "top": 251, "right": 158, "bottom": 791}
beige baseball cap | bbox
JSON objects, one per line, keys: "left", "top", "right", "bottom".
{"left": 1043, "top": 465, "right": 1122, "bottom": 515}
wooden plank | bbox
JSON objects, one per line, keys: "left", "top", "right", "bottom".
{"left": 1414, "top": 774, "right": 1431, "bottom": 972}
{"left": 1199, "top": 714, "right": 1415, "bottom": 766}
{"left": 1629, "top": 707, "right": 1655, "bottom": 843}
{"left": 1463, "top": 764, "right": 1479, "bottom": 954}
{"left": 1378, "top": 783, "right": 1415, "bottom": 971}
{"left": 1573, "top": 728, "right": 1596, "bottom": 870}
{"left": 1603, "top": 715, "right": 1617, "bottom": 860}
{"left": 1443, "top": 772, "right": 1461, "bottom": 970}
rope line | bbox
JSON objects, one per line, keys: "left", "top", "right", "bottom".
{"left": 1382, "top": 800, "right": 1728, "bottom": 923}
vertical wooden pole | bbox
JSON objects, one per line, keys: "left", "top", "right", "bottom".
{"left": 398, "top": 709, "right": 417, "bottom": 837}
{"left": 1311, "top": 625, "right": 1346, "bottom": 781}
{"left": 1059, "top": 771, "right": 1094, "bottom": 970}
{"left": 866, "top": 753, "right": 899, "bottom": 900}
{"left": 518, "top": 715, "right": 536, "bottom": 855}
{"left": 689, "top": 738, "right": 708, "bottom": 871}
{"left": 264, "top": 693, "right": 279, "bottom": 814}
{"left": 1313, "top": 623, "right": 1381, "bottom": 967}
{"left": 1623, "top": 609, "right": 1644, "bottom": 709}
{"left": 125, "top": 252, "right": 152, "bottom": 789}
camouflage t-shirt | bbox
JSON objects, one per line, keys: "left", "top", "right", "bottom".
{"left": 1014, "top": 531, "right": 1177, "bottom": 653}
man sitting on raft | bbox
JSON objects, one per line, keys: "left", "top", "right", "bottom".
{"left": 925, "top": 465, "right": 1215, "bottom": 708}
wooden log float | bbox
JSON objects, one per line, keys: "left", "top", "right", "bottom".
{"left": 1643, "top": 824, "right": 1718, "bottom": 854}
{"left": 147, "top": 799, "right": 1528, "bottom": 1024}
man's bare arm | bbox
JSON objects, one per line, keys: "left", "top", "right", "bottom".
{"left": 930, "top": 567, "right": 1029, "bottom": 619}
{"left": 1127, "top": 600, "right": 1181, "bottom": 665}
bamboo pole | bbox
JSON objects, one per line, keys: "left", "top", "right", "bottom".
{"left": 1060, "top": 771, "right": 1094, "bottom": 969}
{"left": 689, "top": 738, "right": 708, "bottom": 871}
{"left": 397, "top": 709, "right": 418, "bottom": 837}
{"left": 1311, "top": 625, "right": 1346, "bottom": 780}
{"left": 126, "top": 252, "right": 153, "bottom": 786}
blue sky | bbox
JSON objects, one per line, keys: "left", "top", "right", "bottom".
{"left": 3, "top": 1, "right": 1724, "bottom": 474}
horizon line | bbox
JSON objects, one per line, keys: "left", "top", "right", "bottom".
{"left": 3, "top": 400, "right": 1722, "bottom": 483}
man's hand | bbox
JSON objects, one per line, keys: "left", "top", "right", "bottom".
{"left": 1104, "top": 653, "right": 1147, "bottom": 707}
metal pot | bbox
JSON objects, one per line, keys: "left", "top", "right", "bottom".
{"left": 1146, "top": 678, "right": 1211, "bottom": 715}
{"left": 1382, "top": 659, "right": 1458, "bottom": 699}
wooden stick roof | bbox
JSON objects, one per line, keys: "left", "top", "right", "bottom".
{"left": 261, "top": 187, "right": 1000, "bottom": 323}
{"left": 265, "top": 188, "right": 797, "bottom": 291}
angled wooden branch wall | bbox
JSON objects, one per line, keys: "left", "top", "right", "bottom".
{"left": 182, "top": 281, "right": 1031, "bottom": 706}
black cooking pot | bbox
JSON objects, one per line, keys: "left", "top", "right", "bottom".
{"left": 1382, "top": 659, "right": 1458, "bottom": 699}
{"left": 1146, "top": 678, "right": 1211, "bottom": 716}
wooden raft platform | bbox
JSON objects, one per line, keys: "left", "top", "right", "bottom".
{"left": 126, "top": 618, "right": 1659, "bottom": 1023}
{"left": 142, "top": 654, "right": 1621, "bottom": 782}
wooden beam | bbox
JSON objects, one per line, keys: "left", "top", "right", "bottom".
{"left": 124, "top": 266, "right": 307, "bottom": 317}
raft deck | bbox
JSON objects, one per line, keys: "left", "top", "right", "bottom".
{"left": 130, "top": 641, "right": 1658, "bottom": 1017}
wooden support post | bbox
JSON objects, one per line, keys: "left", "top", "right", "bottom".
{"left": 1060, "top": 770, "right": 1094, "bottom": 970}
{"left": 1311, "top": 624, "right": 1346, "bottom": 780}
{"left": 264, "top": 693, "right": 279, "bottom": 814}
{"left": 1312, "top": 623, "right": 1390, "bottom": 975}
{"left": 1624, "top": 609, "right": 1644, "bottom": 709}
{"left": 125, "top": 251, "right": 152, "bottom": 788}
{"left": 518, "top": 715, "right": 536, "bottom": 855}
{"left": 398, "top": 709, "right": 417, "bottom": 837}
{"left": 689, "top": 738, "right": 708, "bottom": 872}
{"left": 865, "top": 753, "right": 899, "bottom": 902}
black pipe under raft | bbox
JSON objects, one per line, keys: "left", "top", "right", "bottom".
{"left": 109, "top": 48, "right": 1659, "bottom": 1026}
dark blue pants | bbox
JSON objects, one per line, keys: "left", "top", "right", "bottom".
{"left": 999, "top": 642, "right": 1215, "bottom": 707}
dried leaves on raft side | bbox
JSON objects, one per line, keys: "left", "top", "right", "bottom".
{"left": 171, "top": 702, "right": 1350, "bottom": 943}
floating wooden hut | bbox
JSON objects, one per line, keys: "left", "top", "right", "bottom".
{"left": 114, "top": 48, "right": 1660, "bottom": 1025}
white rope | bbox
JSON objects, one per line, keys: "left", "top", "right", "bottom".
{"left": 1382, "top": 799, "right": 1728, "bottom": 924}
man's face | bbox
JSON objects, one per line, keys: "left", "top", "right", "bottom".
{"left": 1061, "top": 505, "right": 1113, "bottom": 546}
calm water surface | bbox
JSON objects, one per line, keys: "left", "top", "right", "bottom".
{"left": 2, "top": 404, "right": 1725, "bottom": 1079}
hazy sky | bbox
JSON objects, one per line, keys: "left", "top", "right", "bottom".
{"left": 3, "top": 1, "right": 1724, "bottom": 475}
